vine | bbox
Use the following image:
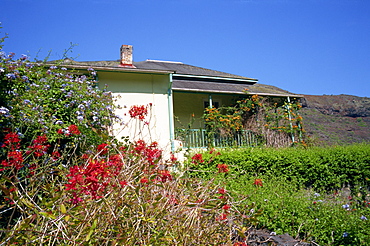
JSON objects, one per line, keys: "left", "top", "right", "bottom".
{"left": 203, "top": 94, "right": 306, "bottom": 147}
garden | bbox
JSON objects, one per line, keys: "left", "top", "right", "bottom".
{"left": 1, "top": 29, "right": 370, "bottom": 245}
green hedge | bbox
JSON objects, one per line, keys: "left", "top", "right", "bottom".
{"left": 187, "top": 143, "right": 370, "bottom": 191}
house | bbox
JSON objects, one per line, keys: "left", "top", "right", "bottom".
{"left": 63, "top": 45, "right": 302, "bottom": 155}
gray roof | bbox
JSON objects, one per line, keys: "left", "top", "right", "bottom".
{"left": 134, "top": 60, "right": 253, "bottom": 80}
{"left": 172, "top": 79, "right": 300, "bottom": 97}
{"left": 63, "top": 59, "right": 254, "bottom": 80}
{"left": 60, "top": 59, "right": 301, "bottom": 97}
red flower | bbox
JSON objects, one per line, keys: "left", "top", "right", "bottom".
{"left": 65, "top": 160, "right": 115, "bottom": 202}
{"left": 97, "top": 143, "right": 109, "bottom": 155}
{"left": 158, "top": 170, "right": 173, "bottom": 182}
{"left": 191, "top": 153, "right": 204, "bottom": 164}
{"left": 140, "top": 177, "right": 149, "bottom": 184}
{"left": 170, "top": 153, "right": 177, "bottom": 163}
{"left": 57, "top": 128, "right": 64, "bottom": 134}
{"left": 133, "top": 140, "right": 162, "bottom": 165}
{"left": 218, "top": 188, "right": 227, "bottom": 194}
{"left": 233, "top": 242, "right": 248, "bottom": 246}
{"left": 217, "top": 163, "right": 229, "bottom": 173}
{"left": 120, "top": 180, "right": 128, "bottom": 187}
{"left": 68, "top": 124, "right": 81, "bottom": 135}
{"left": 129, "top": 105, "right": 148, "bottom": 120}
{"left": 52, "top": 151, "right": 61, "bottom": 160}
{"left": 27, "top": 143, "right": 50, "bottom": 157}
{"left": 253, "top": 178, "right": 263, "bottom": 187}
{"left": 81, "top": 153, "right": 90, "bottom": 160}
{"left": 2, "top": 132, "right": 21, "bottom": 150}
{"left": 33, "top": 135, "right": 48, "bottom": 144}
{"left": 216, "top": 213, "right": 228, "bottom": 221}
{"left": 3, "top": 150, "right": 24, "bottom": 170}
{"left": 222, "top": 204, "right": 231, "bottom": 210}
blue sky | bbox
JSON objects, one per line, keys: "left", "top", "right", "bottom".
{"left": 1, "top": 0, "right": 369, "bottom": 97}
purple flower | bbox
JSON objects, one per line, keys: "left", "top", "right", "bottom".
{"left": 360, "top": 215, "right": 368, "bottom": 220}
{"left": 6, "top": 73, "right": 16, "bottom": 80}
{"left": 0, "top": 106, "right": 10, "bottom": 115}
{"left": 342, "top": 204, "right": 350, "bottom": 210}
{"left": 77, "top": 115, "right": 84, "bottom": 122}
{"left": 342, "top": 232, "right": 349, "bottom": 237}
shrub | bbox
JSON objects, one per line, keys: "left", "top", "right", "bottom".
{"left": 0, "top": 136, "right": 255, "bottom": 245}
{"left": 0, "top": 39, "right": 121, "bottom": 164}
{"left": 187, "top": 144, "right": 370, "bottom": 192}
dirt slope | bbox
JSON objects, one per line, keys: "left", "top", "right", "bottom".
{"left": 299, "top": 94, "right": 370, "bottom": 145}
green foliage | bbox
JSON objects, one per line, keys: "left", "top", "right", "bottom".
{"left": 186, "top": 144, "right": 370, "bottom": 245}
{"left": 188, "top": 144, "right": 370, "bottom": 191}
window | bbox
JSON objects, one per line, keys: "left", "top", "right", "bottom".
{"left": 204, "top": 101, "right": 219, "bottom": 109}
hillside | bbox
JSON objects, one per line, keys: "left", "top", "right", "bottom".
{"left": 299, "top": 94, "right": 370, "bottom": 145}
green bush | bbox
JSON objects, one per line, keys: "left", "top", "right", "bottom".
{"left": 187, "top": 144, "right": 370, "bottom": 191}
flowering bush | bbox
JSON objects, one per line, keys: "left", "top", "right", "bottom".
{"left": 0, "top": 40, "right": 120, "bottom": 163}
{"left": 0, "top": 135, "right": 252, "bottom": 245}
{"left": 202, "top": 94, "right": 306, "bottom": 148}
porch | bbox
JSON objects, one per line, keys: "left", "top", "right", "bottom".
{"left": 175, "top": 129, "right": 259, "bottom": 148}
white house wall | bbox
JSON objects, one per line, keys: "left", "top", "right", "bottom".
{"left": 97, "top": 71, "right": 173, "bottom": 153}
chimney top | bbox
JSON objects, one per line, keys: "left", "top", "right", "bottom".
{"left": 120, "top": 45, "right": 135, "bottom": 68}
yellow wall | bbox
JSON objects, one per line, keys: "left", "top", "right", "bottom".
{"left": 173, "top": 92, "right": 239, "bottom": 129}
{"left": 97, "top": 71, "right": 173, "bottom": 153}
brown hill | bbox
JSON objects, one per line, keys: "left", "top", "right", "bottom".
{"left": 299, "top": 94, "right": 370, "bottom": 145}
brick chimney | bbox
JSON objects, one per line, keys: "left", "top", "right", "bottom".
{"left": 120, "top": 45, "right": 135, "bottom": 67}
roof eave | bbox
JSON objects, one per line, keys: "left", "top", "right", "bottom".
{"left": 172, "top": 88, "right": 303, "bottom": 98}
{"left": 173, "top": 73, "right": 257, "bottom": 84}
{"left": 49, "top": 63, "right": 175, "bottom": 75}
